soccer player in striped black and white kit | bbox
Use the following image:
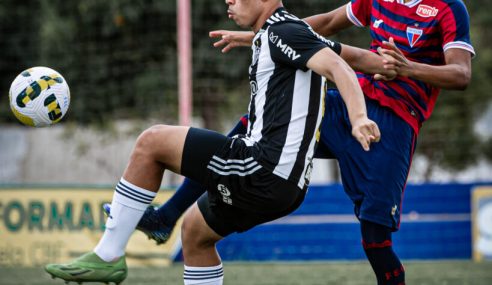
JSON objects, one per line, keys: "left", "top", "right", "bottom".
{"left": 111, "top": 1, "right": 474, "bottom": 285}
{"left": 44, "top": 0, "right": 383, "bottom": 284}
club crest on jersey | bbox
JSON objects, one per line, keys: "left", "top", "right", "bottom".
{"left": 406, "top": 27, "right": 423, "bottom": 48}
{"left": 416, "top": 4, "right": 439, "bottom": 18}
{"left": 252, "top": 38, "right": 262, "bottom": 65}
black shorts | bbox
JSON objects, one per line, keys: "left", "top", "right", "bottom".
{"left": 181, "top": 127, "right": 305, "bottom": 237}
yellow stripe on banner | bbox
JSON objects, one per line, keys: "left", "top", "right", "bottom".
{"left": 472, "top": 186, "right": 492, "bottom": 262}
{"left": 0, "top": 188, "right": 181, "bottom": 267}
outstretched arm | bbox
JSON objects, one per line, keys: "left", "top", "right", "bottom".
{"left": 209, "top": 30, "right": 254, "bottom": 53}
{"left": 340, "top": 44, "right": 397, "bottom": 80}
{"left": 210, "top": 4, "right": 353, "bottom": 52}
{"left": 378, "top": 38, "right": 472, "bottom": 90}
{"left": 209, "top": 31, "right": 397, "bottom": 80}
{"left": 303, "top": 4, "right": 352, "bottom": 37}
{"left": 307, "top": 48, "right": 380, "bottom": 151}
{"left": 304, "top": 6, "right": 395, "bottom": 78}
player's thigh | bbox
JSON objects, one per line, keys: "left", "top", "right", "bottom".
{"left": 338, "top": 128, "right": 413, "bottom": 216}
{"left": 137, "top": 121, "right": 246, "bottom": 181}
{"left": 316, "top": 88, "right": 352, "bottom": 157}
{"left": 340, "top": 101, "right": 416, "bottom": 229}
{"left": 181, "top": 127, "right": 230, "bottom": 185}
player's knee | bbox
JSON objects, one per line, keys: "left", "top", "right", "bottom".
{"left": 181, "top": 215, "right": 195, "bottom": 248}
{"left": 181, "top": 209, "right": 216, "bottom": 252}
{"left": 133, "top": 124, "right": 170, "bottom": 157}
{"left": 138, "top": 125, "right": 169, "bottom": 146}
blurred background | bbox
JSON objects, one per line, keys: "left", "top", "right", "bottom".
{"left": 1, "top": 0, "right": 491, "bottom": 185}
{"left": 1, "top": 0, "right": 492, "bottom": 284}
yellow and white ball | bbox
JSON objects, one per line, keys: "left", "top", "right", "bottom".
{"left": 9, "top": 66, "right": 70, "bottom": 127}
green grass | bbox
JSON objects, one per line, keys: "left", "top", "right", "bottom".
{"left": 1, "top": 260, "right": 491, "bottom": 285}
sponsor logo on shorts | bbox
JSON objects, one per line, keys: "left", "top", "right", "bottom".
{"left": 218, "top": 184, "right": 233, "bottom": 205}
{"left": 391, "top": 205, "right": 398, "bottom": 216}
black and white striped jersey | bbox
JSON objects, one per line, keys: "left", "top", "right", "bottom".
{"left": 241, "top": 7, "right": 342, "bottom": 189}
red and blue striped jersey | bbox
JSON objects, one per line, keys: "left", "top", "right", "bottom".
{"left": 346, "top": 0, "right": 475, "bottom": 133}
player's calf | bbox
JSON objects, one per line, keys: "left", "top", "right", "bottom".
{"left": 361, "top": 220, "right": 405, "bottom": 285}
{"left": 103, "top": 203, "right": 175, "bottom": 245}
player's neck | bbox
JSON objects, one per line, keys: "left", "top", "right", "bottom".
{"left": 253, "top": 3, "right": 283, "bottom": 33}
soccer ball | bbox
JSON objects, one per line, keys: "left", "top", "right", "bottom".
{"left": 9, "top": 66, "right": 70, "bottom": 127}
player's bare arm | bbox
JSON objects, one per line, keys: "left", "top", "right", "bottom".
{"left": 340, "top": 44, "right": 397, "bottom": 80}
{"left": 303, "top": 4, "right": 352, "bottom": 37}
{"left": 210, "top": 31, "right": 397, "bottom": 80}
{"left": 307, "top": 47, "right": 381, "bottom": 151}
{"left": 378, "top": 37, "right": 472, "bottom": 90}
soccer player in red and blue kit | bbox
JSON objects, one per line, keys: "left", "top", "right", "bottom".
{"left": 302, "top": 1, "right": 474, "bottom": 283}
{"left": 343, "top": 0, "right": 475, "bottom": 133}
{"left": 103, "top": 1, "right": 474, "bottom": 284}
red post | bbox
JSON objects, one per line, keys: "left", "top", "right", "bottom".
{"left": 177, "top": 0, "right": 192, "bottom": 126}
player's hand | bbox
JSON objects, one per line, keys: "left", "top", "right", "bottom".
{"left": 209, "top": 30, "right": 255, "bottom": 53}
{"left": 373, "top": 63, "right": 397, "bottom": 81}
{"left": 351, "top": 117, "right": 381, "bottom": 151}
{"left": 377, "top": 37, "right": 414, "bottom": 77}
{"left": 374, "top": 38, "right": 401, "bottom": 81}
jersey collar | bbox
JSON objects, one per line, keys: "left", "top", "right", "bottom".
{"left": 261, "top": 7, "right": 287, "bottom": 31}
{"left": 397, "top": 0, "right": 422, "bottom": 8}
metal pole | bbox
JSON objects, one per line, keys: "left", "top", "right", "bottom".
{"left": 178, "top": 0, "right": 192, "bottom": 126}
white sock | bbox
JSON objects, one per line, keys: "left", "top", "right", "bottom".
{"left": 183, "top": 264, "right": 224, "bottom": 285}
{"left": 94, "top": 178, "right": 156, "bottom": 262}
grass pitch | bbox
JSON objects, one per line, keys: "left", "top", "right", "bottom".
{"left": 1, "top": 260, "right": 491, "bottom": 285}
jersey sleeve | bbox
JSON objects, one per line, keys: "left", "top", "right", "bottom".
{"left": 346, "top": 0, "right": 372, "bottom": 27}
{"left": 440, "top": 0, "right": 475, "bottom": 56}
{"left": 267, "top": 22, "right": 342, "bottom": 71}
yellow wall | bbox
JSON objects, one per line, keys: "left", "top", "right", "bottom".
{"left": 472, "top": 186, "right": 492, "bottom": 262}
{"left": 0, "top": 188, "right": 180, "bottom": 267}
